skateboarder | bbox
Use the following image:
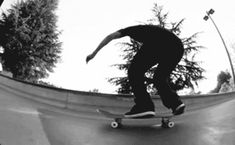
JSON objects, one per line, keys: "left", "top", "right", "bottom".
{"left": 0, "top": 0, "right": 4, "bottom": 7}
{"left": 86, "top": 25, "right": 185, "bottom": 118}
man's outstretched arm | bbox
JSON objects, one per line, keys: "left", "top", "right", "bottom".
{"left": 86, "top": 31, "right": 123, "bottom": 63}
{"left": 0, "top": 0, "right": 4, "bottom": 7}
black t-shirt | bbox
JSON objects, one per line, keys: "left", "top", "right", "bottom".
{"left": 118, "top": 25, "right": 178, "bottom": 44}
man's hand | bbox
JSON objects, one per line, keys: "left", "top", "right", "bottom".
{"left": 86, "top": 53, "right": 95, "bottom": 63}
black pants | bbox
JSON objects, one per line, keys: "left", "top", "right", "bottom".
{"left": 128, "top": 40, "right": 184, "bottom": 110}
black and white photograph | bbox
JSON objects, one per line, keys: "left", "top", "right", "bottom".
{"left": 0, "top": 0, "right": 235, "bottom": 145}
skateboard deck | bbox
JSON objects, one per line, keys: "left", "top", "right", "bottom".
{"left": 97, "top": 109, "right": 175, "bottom": 128}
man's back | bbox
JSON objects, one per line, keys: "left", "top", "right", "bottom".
{"left": 118, "top": 25, "right": 177, "bottom": 43}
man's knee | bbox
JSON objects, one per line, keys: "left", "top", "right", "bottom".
{"left": 153, "top": 72, "right": 169, "bottom": 89}
{"left": 154, "top": 76, "right": 166, "bottom": 88}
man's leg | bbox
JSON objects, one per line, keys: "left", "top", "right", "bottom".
{"left": 154, "top": 63, "right": 182, "bottom": 109}
{"left": 153, "top": 45, "right": 185, "bottom": 115}
{"left": 125, "top": 47, "right": 156, "bottom": 117}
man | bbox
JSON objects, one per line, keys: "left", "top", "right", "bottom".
{"left": 86, "top": 25, "right": 185, "bottom": 118}
{"left": 0, "top": 0, "right": 3, "bottom": 7}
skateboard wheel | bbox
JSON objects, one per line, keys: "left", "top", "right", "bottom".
{"left": 161, "top": 119, "right": 174, "bottom": 128}
{"left": 167, "top": 121, "right": 175, "bottom": 128}
{"left": 111, "top": 121, "right": 119, "bottom": 128}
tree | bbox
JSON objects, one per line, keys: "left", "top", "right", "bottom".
{"left": 109, "top": 4, "right": 204, "bottom": 94}
{"left": 210, "top": 71, "right": 231, "bottom": 93}
{"left": 0, "top": 0, "right": 61, "bottom": 82}
{"left": 89, "top": 89, "right": 99, "bottom": 93}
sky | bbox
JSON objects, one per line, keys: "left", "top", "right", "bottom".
{"left": 2, "top": 0, "right": 235, "bottom": 94}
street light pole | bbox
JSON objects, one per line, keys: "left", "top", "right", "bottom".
{"left": 204, "top": 9, "right": 235, "bottom": 87}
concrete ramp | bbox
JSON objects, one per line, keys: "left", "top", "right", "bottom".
{"left": 0, "top": 74, "right": 234, "bottom": 114}
{"left": 0, "top": 74, "right": 235, "bottom": 145}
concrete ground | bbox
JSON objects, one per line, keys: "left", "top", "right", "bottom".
{"left": 0, "top": 76, "right": 235, "bottom": 145}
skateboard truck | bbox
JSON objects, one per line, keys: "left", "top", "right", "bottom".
{"left": 161, "top": 117, "right": 175, "bottom": 128}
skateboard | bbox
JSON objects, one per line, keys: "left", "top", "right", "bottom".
{"left": 97, "top": 109, "right": 175, "bottom": 129}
